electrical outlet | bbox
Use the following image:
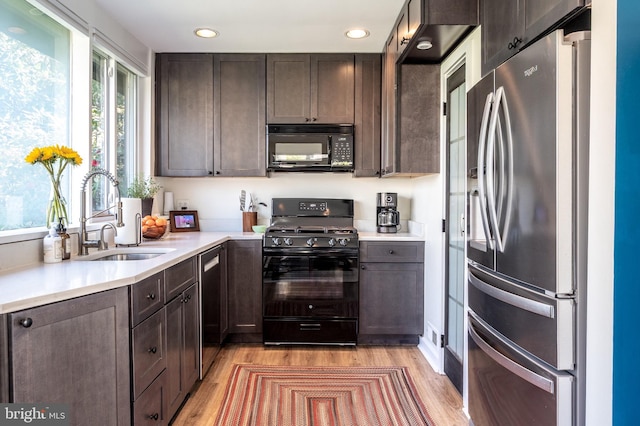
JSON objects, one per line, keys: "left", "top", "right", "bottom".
{"left": 176, "top": 199, "right": 189, "bottom": 210}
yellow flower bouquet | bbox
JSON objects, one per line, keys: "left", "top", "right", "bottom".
{"left": 25, "top": 145, "right": 82, "bottom": 227}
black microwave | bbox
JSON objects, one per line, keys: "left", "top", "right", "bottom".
{"left": 267, "top": 124, "right": 354, "bottom": 172}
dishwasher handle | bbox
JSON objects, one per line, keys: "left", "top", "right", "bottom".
{"left": 203, "top": 255, "right": 219, "bottom": 272}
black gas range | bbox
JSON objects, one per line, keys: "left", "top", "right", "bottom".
{"left": 264, "top": 198, "right": 358, "bottom": 251}
{"left": 262, "top": 198, "right": 359, "bottom": 345}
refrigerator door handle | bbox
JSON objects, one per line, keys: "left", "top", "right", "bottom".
{"left": 498, "top": 86, "right": 515, "bottom": 251}
{"left": 477, "top": 92, "right": 495, "bottom": 250}
{"left": 485, "top": 88, "right": 501, "bottom": 251}
{"left": 486, "top": 86, "right": 515, "bottom": 253}
{"left": 469, "top": 269, "right": 555, "bottom": 318}
{"left": 468, "top": 314, "right": 555, "bottom": 394}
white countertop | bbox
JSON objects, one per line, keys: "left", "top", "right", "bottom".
{"left": 358, "top": 232, "right": 424, "bottom": 242}
{"left": 0, "top": 230, "right": 424, "bottom": 315}
{"left": 0, "top": 232, "right": 261, "bottom": 314}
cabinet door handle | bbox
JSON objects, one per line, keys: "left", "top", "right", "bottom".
{"left": 389, "top": 249, "right": 394, "bottom": 254}
{"left": 361, "top": 265, "right": 366, "bottom": 270}
{"left": 19, "top": 318, "right": 33, "bottom": 328}
{"left": 400, "top": 36, "right": 411, "bottom": 45}
{"left": 146, "top": 293, "right": 156, "bottom": 300}
{"left": 148, "top": 346, "right": 157, "bottom": 354}
{"left": 146, "top": 413, "right": 159, "bottom": 421}
{"left": 508, "top": 37, "right": 522, "bottom": 50}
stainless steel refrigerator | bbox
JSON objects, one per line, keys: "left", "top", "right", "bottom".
{"left": 466, "top": 29, "right": 590, "bottom": 426}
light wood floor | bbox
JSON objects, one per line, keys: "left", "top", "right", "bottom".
{"left": 172, "top": 344, "right": 467, "bottom": 425}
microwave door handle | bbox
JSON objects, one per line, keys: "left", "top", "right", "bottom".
{"left": 477, "top": 92, "right": 495, "bottom": 250}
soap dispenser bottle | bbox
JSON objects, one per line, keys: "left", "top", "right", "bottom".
{"left": 43, "top": 225, "right": 62, "bottom": 263}
{"left": 56, "top": 219, "right": 71, "bottom": 260}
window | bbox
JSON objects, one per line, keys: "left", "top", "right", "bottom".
{"left": 91, "top": 49, "right": 137, "bottom": 216}
{"left": 0, "top": 0, "right": 140, "bottom": 234}
{"left": 0, "top": 0, "right": 71, "bottom": 230}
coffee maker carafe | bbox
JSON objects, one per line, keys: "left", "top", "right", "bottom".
{"left": 376, "top": 192, "right": 400, "bottom": 233}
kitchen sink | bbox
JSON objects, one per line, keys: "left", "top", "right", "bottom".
{"left": 76, "top": 247, "right": 175, "bottom": 261}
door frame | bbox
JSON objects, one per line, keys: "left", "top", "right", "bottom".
{"left": 443, "top": 62, "right": 466, "bottom": 395}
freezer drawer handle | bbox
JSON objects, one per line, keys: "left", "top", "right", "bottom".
{"left": 469, "top": 269, "right": 555, "bottom": 318}
{"left": 469, "top": 318, "right": 554, "bottom": 394}
{"left": 203, "top": 255, "right": 219, "bottom": 272}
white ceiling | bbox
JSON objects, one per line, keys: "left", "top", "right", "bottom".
{"left": 94, "top": 0, "right": 406, "bottom": 53}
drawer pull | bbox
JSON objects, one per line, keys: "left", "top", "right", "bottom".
{"left": 389, "top": 250, "right": 394, "bottom": 254}
{"left": 146, "top": 293, "right": 156, "bottom": 300}
{"left": 146, "top": 413, "right": 159, "bottom": 421}
{"left": 148, "top": 346, "right": 157, "bottom": 354}
{"left": 19, "top": 318, "right": 33, "bottom": 328}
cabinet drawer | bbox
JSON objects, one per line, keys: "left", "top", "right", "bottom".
{"left": 132, "top": 370, "right": 168, "bottom": 426}
{"left": 131, "top": 272, "right": 165, "bottom": 326}
{"left": 165, "top": 257, "right": 196, "bottom": 301}
{"left": 132, "top": 309, "right": 167, "bottom": 399}
{"left": 359, "top": 241, "right": 424, "bottom": 263}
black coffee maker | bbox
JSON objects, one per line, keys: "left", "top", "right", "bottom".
{"left": 376, "top": 192, "right": 400, "bottom": 233}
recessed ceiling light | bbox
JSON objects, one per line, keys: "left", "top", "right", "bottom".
{"left": 417, "top": 40, "right": 433, "bottom": 50}
{"left": 194, "top": 28, "right": 219, "bottom": 38}
{"left": 345, "top": 29, "right": 370, "bottom": 39}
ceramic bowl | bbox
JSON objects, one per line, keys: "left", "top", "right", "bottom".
{"left": 252, "top": 225, "right": 267, "bottom": 233}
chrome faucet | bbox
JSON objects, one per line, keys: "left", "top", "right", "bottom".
{"left": 98, "top": 223, "right": 118, "bottom": 251}
{"left": 79, "top": 168, "right": 124, "bottom": 255}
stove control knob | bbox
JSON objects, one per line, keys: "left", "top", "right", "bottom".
{"left": 339, "top": 238, "right": 350, "bottom": 247}
{"left": 328, "top": 238, "right": 336, "bottom": 247}
{"left": 306, "top": 237, "right": 317, "bottom": 247}
{"left": 271, "top": 237, "right": 281, "bottom": 246}
{"left": 283, "top": 237, "right": 293, "bottom": 246}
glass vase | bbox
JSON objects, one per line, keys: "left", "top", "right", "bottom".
{"left": 47, "top": 179, "right": 67, "bottom": 228}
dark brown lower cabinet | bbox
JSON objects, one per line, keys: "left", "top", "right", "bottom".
{"left": 8, "top": 288, "right": 131, "bottom": 425}
{"left": 133, "top": 369, "right": 168, "bottom": 425}
{"left": 165, "top": 283, "right": 199, "bottom": 421}
{"left": 227, "top": 240, "right": 262, "bottom": 341}
{"left": 358, "top": 242, "right": 425, "bottom": 344}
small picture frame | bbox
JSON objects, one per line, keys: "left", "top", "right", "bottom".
{"left": 169, "top": 210, "right": 200, "bottom": 232}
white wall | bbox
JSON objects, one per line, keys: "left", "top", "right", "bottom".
{"left": 585, "top": 0, "right": 616, "bottom": 424}
{"left": 155, "top": 174, "right": 422, "bottom": 232}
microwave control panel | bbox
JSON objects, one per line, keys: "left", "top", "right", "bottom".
{"left": 331, "top": 135, "right": 354, "bottom": 167}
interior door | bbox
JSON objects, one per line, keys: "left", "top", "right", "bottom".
{"left": 444, "top": 64, "right": 466, "bottom": 394}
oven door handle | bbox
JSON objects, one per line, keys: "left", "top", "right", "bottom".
{"left": 468, "top": 314, "right": 555, "bottom": 394}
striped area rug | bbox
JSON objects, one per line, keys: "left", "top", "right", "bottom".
{"left": 214, "top": 364, "right": 435, "bottom": 426}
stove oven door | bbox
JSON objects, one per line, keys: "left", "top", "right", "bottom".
{"left": 262, "top": 250, "right": 359, "bottom": 344}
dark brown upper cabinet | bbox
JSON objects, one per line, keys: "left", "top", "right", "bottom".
{"left": 267, "top": 54, "right": 355, "bottom": 124}
{"left": 156, "top": 54, "right": 214, "bottom": 177}
{"left": 354, "top": 54, "right": 382, "bottom": 178}
{"left": 481, "top": 0, "right": 586, "bottom": 75}
{"left": 213, "top": 54, "right": 266, "bottom": 177}
{"left": 156, "top": 53, "right": 266, "bottom": 177}
{"left": 382, "top": 36, "right": 440, "bottom": 177}
{"left": 394, "top": 0, "right": 478, "bottom": 64}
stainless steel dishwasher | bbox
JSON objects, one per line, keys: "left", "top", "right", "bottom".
{"left": 198, "top": 245, "right": 226, "bottom": 379}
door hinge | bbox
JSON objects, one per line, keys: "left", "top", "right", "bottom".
{"left": 443, "top": 101, "right": 447, "bottom": 116}
{"left": 442, "top": 219, "right": 446, "bottom": 233}
{"left": 440, "top": 334, "right": 445, "bottom": 348}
